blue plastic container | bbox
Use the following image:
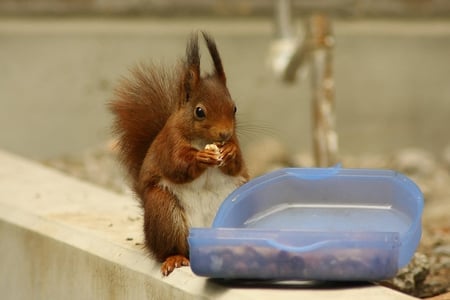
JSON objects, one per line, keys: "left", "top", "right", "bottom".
{"left": 188, "top": 167, "right": 424, "bottom": 281}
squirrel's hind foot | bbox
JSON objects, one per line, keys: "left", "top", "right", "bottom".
{"left": 161, "top": 255, "right": 190, "bottom": 276}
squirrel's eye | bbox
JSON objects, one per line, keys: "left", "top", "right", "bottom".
{"left": 233, "top": 106, "right": 237, "bottom": 114}
{"left": 194, "top": 106, "right": 206, "bottom": 120}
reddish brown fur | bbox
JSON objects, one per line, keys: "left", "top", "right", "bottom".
{"left": 109, "top": 64, "right": 179, "bottom": 182}
{"left": 109, "top": 32, "right": 248, "bottom": 276}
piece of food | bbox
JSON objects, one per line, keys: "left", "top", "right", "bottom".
{"left": 204, "top": 143, "right": 224, "bottom": 166}
{"left": 205, "top": 143, "right": 220, "bottom": 153}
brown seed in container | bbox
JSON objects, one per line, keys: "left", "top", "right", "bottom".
{"left": 233, "top": 260, "right": 249, "bottom": 274}
{"left": 277, "top": 250, "right": 290, "bottom": 263}
{"left": 291, "top": 255, "right": 305, "bottom": 271}
{"left": 242, "top": 245, "right": 264, "bottom": 264}
{"left": 262, "top": 262, "right": 279, "bottom": 277}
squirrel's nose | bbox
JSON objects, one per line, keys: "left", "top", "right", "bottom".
{"left": 219, "top": 131, "right": 232, "bottom": 142}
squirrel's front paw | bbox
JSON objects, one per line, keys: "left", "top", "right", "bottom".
{"left": 196, "top": 146, "right": 222, "bottom": 166}
{"left": 218, "top": 142, "right": 237, "bottom": 166}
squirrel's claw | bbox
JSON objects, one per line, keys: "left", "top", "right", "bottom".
{"left": 218, "top": 142, "right": 237, "bottom": 166}
{"left": 161, "top": 255, "right": 190, "bottom": 276}
{"left": 196, "top": 149, "right": 221, "bottom": 166}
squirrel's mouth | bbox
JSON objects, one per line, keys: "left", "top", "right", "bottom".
{"left": 192, "top": 139, "right": 227, "bottom": 151}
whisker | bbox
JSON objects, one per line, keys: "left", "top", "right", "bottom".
{"left": 236, "top": 119, "right": 279, "bottom": 140}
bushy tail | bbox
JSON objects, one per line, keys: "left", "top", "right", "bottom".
{"left": 109, "top": 31, "right": 221, "bottom": 183}
{"left": 109, "top": 63, "right": 180, "bottom": 182}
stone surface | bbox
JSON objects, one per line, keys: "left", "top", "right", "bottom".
{"left": 383, "top": 253, "right": 430, "bottom": 297}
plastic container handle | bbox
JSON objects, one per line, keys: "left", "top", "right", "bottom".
{"left": 286, "top": 164, "right": 342, "bottom": 180}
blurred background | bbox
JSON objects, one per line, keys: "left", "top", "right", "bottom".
{"left": 1, "top": 1, "right": 450, "bottom": 297}
{"left": 1, "top": 0, "right": 450, "bottom": 161}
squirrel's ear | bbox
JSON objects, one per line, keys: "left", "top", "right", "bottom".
{"left": 202, "top": 31, "right": 226, "bottom": 85}
{"left": 182, "top": 32, "right": 201, "bottom": 102}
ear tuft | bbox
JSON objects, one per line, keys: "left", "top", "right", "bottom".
{"left": 183, "top": 32, "right": 201, "bottom": 101}
{"left": 201, "top": 31, "right": 226, "bottom": 84}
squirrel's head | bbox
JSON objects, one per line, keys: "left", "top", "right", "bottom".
{"left": 179, "top": 32, "right": 237, "bottom": 146}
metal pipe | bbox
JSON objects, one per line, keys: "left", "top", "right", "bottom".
{"left": 274, "top": 0, "right": 294, "bottom": 39}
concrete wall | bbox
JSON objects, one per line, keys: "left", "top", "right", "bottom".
{"left": 1, "top": 0, "right": 450, "bottom": 17}
{"left": 1, "top": 18, "right": 449, "bottom": 160}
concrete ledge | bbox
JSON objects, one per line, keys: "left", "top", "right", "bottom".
{"left": 0, "top": 150, "right": 417, "bottom": 299}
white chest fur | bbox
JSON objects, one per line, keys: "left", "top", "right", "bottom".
{"left": 159, "top": 168, "right": 244, "bottom": 228}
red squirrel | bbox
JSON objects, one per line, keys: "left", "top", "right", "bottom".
{"left": 109, "top": 32, "right": 249, "bottom": 276}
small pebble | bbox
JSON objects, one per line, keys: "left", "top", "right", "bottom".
{"left": 392, "top": 148, "right": 436, "bottom": 176}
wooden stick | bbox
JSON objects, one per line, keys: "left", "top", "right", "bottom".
{"left": 308, "top": 14, "right": 339, "bottom": 167}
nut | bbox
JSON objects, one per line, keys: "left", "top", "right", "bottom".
{"left": 204, "top": 143, "right": 220, "bottom": 153}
